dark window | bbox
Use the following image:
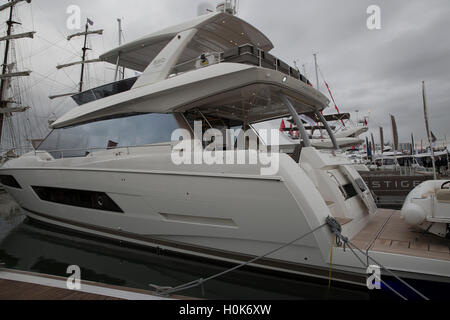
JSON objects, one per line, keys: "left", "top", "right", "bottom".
{"left": 71, "top": 77, "right": 138, "bottom": 106}
{"left": 38, "top": 113, "right": 179, "bottom": 159}
{"left": 32, "top": 186, "right": 123, "bottom": 213}
{"left": 0, "top": 175, "right": 22, "bottom": 189}
{"left": 342, "top": 183, "right": 358, "bottom": 200}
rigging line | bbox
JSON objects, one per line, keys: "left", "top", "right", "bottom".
{"left": 61, "top": 67, "right": 78, "bottom": 88}
{"left": 13, "top": 68, "right": 70, "bottom": 96}
{"left": 344, "top": 242, "right": 407, "bottom": 301}
{"left": 45, "top": 86, "right": 78, "bottom": 120}
{"left": 347, "top": 240, "right": 429, "bottom": 300}
{"left": 16, "top": 37, "right": 67, "bottom": 63}
{"left": 32, "top": 1, "right": 79, "bottom": 54}
{"left": 35, "top": 35, "right": 76, "bottom": 56}
{"left": 158, "top": 223, "right": 328, "bottom": 296}
{"left": 32, "top": 71, "right": 75, "bottom": 89}
{"left": 326, "top": 217, "right": 429, "bottom": 301}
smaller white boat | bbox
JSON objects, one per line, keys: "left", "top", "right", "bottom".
{"left": 401, "top": 180, "right": 450, "bottom": 238}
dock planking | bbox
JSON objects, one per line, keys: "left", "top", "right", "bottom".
{"left": 0, "top": 269, "right": 185, "bottom": 300}
{"left": 0, "top": 279, "right": 120, "bottom": 300}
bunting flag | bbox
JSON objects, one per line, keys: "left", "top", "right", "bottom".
{"left": 87, "top": 18, "right": 94, "bottom": 26}
{"left": 280, "top": 119, "right": 286, "bottom": 132}
{"left": 324, "top": 81, "right": 345, "bottom": 127}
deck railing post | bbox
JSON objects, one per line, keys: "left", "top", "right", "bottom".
{"left": 316, "top": 111, "right": 339, "bottom": 151}
{"left": 280, "top": 94, "right": 311, "bottom": 148}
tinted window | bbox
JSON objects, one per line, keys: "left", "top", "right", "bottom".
{"left": 71, "top": 77, "right": 138, "bottom": 106}
{"left": 38, "top": 113, "right": 179, "bottom": 159}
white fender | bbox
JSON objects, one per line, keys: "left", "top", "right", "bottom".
{"left": 401, "top": 203, "right": 428, "bottom": 225}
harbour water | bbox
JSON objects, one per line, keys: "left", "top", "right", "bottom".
{"left": 0, "top": 192, "right": 379, "bottom": 300}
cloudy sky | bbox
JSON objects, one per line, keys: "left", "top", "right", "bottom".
{"left": 2, "top": 0, "right": 450, "bottom": 148}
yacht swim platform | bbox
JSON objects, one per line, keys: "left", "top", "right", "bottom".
{"left": 352, "top": 209, "right": 450, "bottom": 262}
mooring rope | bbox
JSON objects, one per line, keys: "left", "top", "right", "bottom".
{"left": 150, "top": 216, "right": 429, "bottom": 300}
{"left": 326, "top": 216, "right": 429, "bottom": 301}
{"left": 151, "top": 223, "right": 328, "bottom": 296}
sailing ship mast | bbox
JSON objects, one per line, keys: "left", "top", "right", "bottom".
{"left": 49, "top": 18, "right": 103, "bottom": 99}
{"left": 0, "top": 0, "right": 35, "bottom": 147}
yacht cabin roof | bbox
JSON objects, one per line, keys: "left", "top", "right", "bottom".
{"left": 100, "top": 12, "right": 274, "bottom": 72}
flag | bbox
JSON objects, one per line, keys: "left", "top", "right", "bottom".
{"left": 87, "top": 18, "right": 94, "bottom": 26}
{"left": 411, "top": 133, "right": 415, "bottom": 155}
{"left": 390, "top": 114, "right": 399, "bottom": 152}
{"left": 107, "top": 140, "right": 118, "bottom": 149}
{"left": 280, "top": 119, "right": 286, "bottom": 132}
{"left": 371, "top": 133, "right": 376, "bottom": 156}
{"left": 431, "top": 131, "right": 437, "bottom": 143}
{"left": 380, "top": 127, "right": 385, "bottom": 154}
{"left": 366, "top": 137, "right": 372, "bottom": 158}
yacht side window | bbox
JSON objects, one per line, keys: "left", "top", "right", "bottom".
{"left": 37, "top": 113, "right": 179, "bottom": 159}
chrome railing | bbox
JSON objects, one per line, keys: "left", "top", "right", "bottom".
{"left": 33, "top": 143, "right": 175, "bottom": 160}
{"left": 169, "top": 52, "right": 223, "bottom": 77}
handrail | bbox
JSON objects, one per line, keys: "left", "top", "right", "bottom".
{"left": 33, "top": 143, "right": 175, "bottom": 159}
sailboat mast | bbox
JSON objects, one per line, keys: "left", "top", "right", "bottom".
{"left": 49, "top": 21, "right": 103, "bottom": 100}
{"left": 422, "top": 81, "right": 437, "bottom": 180}
{"left": 79, "top": 21, "right": 89, "bottom": 93}
{"left": 0, "top": 4, "right": 14, "bottom": 144}
{"left": 313, "top": 53, "right": 319, "bottom": 91}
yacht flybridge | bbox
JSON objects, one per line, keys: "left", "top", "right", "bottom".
{"left": 0, "top": 8, "right": 449, "bottom": 294}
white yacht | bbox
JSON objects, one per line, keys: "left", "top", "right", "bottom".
{"left": 0, "top": 7, "right": 449, "bottom": 295}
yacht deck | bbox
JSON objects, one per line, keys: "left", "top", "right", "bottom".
{"left": 352, "top": 209, "right": 450, "bottom": 261}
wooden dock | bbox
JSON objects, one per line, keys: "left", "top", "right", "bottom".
{"left": 0, "top": 269, "right": 186, "bottom": 300}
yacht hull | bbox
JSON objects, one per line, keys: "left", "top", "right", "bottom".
{"left": 1, "top": 151, "right": 343, "bottom": 279}
{"left": 2, "top": 148, "right": 449, "bottom": 291}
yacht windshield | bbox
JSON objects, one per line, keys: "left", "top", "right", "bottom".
{"left": 38, "top": 113, "right": 179, "bottom": 159}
